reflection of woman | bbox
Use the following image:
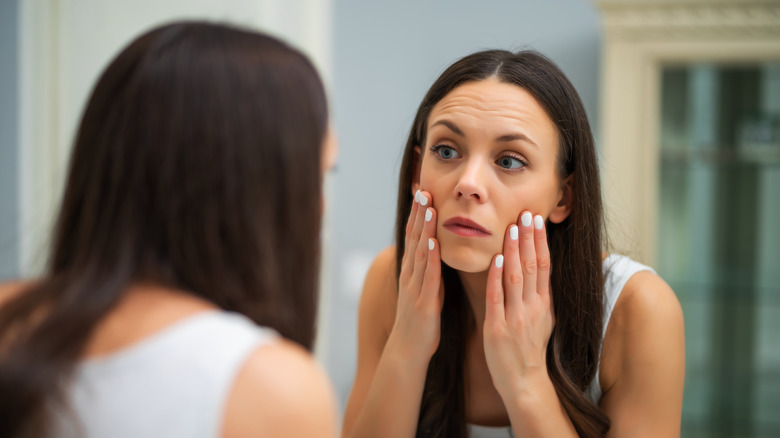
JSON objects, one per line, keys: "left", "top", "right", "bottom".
{"left": 0, "top": 22, "right": 338, "bottom": 438}
{"left": 343, "top": 50, "right": 684, "bottom": 437}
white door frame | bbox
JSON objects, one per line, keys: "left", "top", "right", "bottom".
{"left": 596, "top": 0, "right": 780, "bottom": 264}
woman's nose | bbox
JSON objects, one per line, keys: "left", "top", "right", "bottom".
{"left": 453, "top": 159, "right": 488, "bottom": 202}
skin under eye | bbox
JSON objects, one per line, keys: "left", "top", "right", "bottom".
{"left": 496, "top": 154, "right": 527, "bottom": 170}
{"left": 430, "top": 144, "right": 461, "bottom": 160}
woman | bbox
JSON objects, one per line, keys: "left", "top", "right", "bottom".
{"left": 0, "top": 22, "right": 338, "bottom": 437}
{"left": 343, "top": 50, "right": 685, "bottom": 437}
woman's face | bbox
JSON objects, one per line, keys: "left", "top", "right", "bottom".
{"left": 416, "top": 78, "right": 570, "bottom": 273}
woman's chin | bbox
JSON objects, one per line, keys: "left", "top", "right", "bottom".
{"left": 440, "top": 247, "right": 492, "bottom": 273}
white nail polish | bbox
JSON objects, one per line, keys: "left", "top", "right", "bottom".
{"left": 521, "top": 212, "right": 532, "bottom": 227}
{"left": 534, "top": 215, "right": 544, "bottom": 230}
{"left": 509, "top": 225, "right": 518, "bottom": 240}
{"left": 419, "top": 194, "right": 428, "bottom": 206}
{"left": 428, "top": 238, "right": 434, "bottom": 250}
{"left": 425, "top": 208, "right": 432, "bottom": 222}
{"left": 495, "top": 254, "right": 504, "bottom": 268}
{"left": 414, "top": 190, "right": 421, "bottom": 204}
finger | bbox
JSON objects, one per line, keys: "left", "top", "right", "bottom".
{"left": 502, "top": 221, "right": 523, "bottom": 317}
{"left": 485, "top": 253, "right": 506, "bottom": 326}
{"left": 410, "top": 191, "right": 430, "bottom": 249}
{"left": 533, "top": 214, "right": 552, "bottom": 303}
{"left": 401, "top": 190, "right": 424, "bottom": 279}
{"left": 409, "top": 192, "right": 435, "bottom": 293}
{"left": 421, "top": 235, "right": 442, "bottom": 305}
{"left": 411, "top": 204, "right": 436, "bottom": 294}
{"left": 517, "top": 211, "right": 538, "bottom": 302}
{"left": 404, "top": 190, "right": 420, "bottom": 242}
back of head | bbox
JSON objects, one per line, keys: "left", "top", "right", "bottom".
{"left": 59, "top": 21, "right": 327, "bottom": 344}
{"left": 0, "top": 21, "right": 327, "bottom": 437}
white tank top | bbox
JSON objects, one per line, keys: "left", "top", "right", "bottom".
{"left": 50, "top": 311, "right": 278, "bottom": 438}
{"left": 468, "top": 254, "right": 654, "bottom": 437}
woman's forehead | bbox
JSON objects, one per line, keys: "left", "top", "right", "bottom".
{"left": 426, "top": 79, "right": 556, "bottom": 142}
{"left": 430, "top": 80, "right": 547, "bottom": 121}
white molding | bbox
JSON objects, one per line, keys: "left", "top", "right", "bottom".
{"left": 596, "top": 0, "right": 780, "bottom": 264}
{"left": 19, "top": 0, "right": 61, "bottom": 276}
{"left": 598, "top": 0, "right": 780, "bottom": 40}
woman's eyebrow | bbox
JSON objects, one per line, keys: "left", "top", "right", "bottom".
{"left": 431, "top": 119, "right": 538, "bottom": 148}
{"left": 496, "top": 133, "right": 538, "bottom": 147}
{"left": 430, "top": 119, "right": 464, "bottom": 137}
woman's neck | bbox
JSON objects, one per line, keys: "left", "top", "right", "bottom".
{"left": 458, "top": 270, "right": 489, "bottom": 332}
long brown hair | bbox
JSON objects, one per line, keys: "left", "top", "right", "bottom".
{"left": 394, "top": 50, "right": 610, "bottom": 437}
{"left": 0, "top": 21, "right": 328, "bottom": 437}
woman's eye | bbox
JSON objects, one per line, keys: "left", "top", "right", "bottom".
{"left": 432, "top": 145, "right": 460, "bottom": 160}
{"left": 497, "top": 156, "right": 526, "bottom": 170}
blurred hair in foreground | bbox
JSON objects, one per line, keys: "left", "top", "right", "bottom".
{"left": 0, "top": 21, "right": 328, "bottom": 437}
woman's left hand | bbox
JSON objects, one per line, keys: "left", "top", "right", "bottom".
{"left": 483, "top": 211, "right": 555, "bottom": 402}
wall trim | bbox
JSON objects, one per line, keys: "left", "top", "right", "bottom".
{"left": 599, "top": 0, "right": 780, "bottom": 40}
{"left": 596, "top": 0, "right": 780, "bottom": 264}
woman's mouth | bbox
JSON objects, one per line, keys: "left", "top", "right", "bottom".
{"left": 442, "top": 217, "right": 491, "bottom": 237}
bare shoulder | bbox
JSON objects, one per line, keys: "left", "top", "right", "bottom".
{"left": 362, "top": 246, "right": 398, "bottom": 300}
{"left": 600, "top": 269, "right": 685, "bottom": 436}
{"left": 612, "top": 270, "right": 683, "bottom": 333}
{"left": 602, "top": 269, "right": 684, "bottom": 372}
{"left": 0, "top": 280, "right": 32, "bottom": 308}
{"left": 222, "top": 338, "right": 338, "bottom": 438}
{"left": 359, "top": 246, "right": 399, "bottom": 339}
{"left": 364, "top": 245, "right": 397, "bottom": 293}
{"left": 0, "top": 280, "right": 26, "bottom": 293}
{"left": 340, "top": 245, "right": 400, "bottom": 434}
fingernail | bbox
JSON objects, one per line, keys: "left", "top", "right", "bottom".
{"left": 415, "top": 190, "right": 421, "bottom": 204}
{"left": 428, "top": 238, "right": 435, "bottom": 250}
{"left": 425, "top": 208, "right": 433, "bottom": 222}
{"left": 534, "top": 215, "right": 544, "bottom": 230}
{"left": 495, "top": 254, "right": 504, "bottom": 268}
{"left": 521, "top": 212, "right": 532, "bottom": 227}
{"left": 509, "top": 225, "right": 518, "bottom": 240}
{"left": 419, "top": 194, "right": 428, "bottom": 206}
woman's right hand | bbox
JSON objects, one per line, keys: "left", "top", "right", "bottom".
{"left": 388, "top": 190, "right": 443, "bottom": 363}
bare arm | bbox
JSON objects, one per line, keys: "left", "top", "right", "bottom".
{"left": 343, "top": 191, "right": 443, "bottom": 438}
{"left": 221, "top": 339, "right": 339, "bottom": 438}
{"left": 599, "top": 271, "right": 686, "bottom": 437}
{"left": 341, "top": 247, "right": 424, "bottom": 438}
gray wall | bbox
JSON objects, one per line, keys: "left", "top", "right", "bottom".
{"left": 326, "top": 0, "right": 602, "bottom": 406}
{"left": 0, "top": 0, "right": 19, "bottom": 281}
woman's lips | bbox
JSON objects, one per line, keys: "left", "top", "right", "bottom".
{"left": 442, "top": 217, "right": 491, "bottom": 237}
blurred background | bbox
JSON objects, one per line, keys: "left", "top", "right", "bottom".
{"left": 0, "top": 1, "right": 778, "bottom": 436}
